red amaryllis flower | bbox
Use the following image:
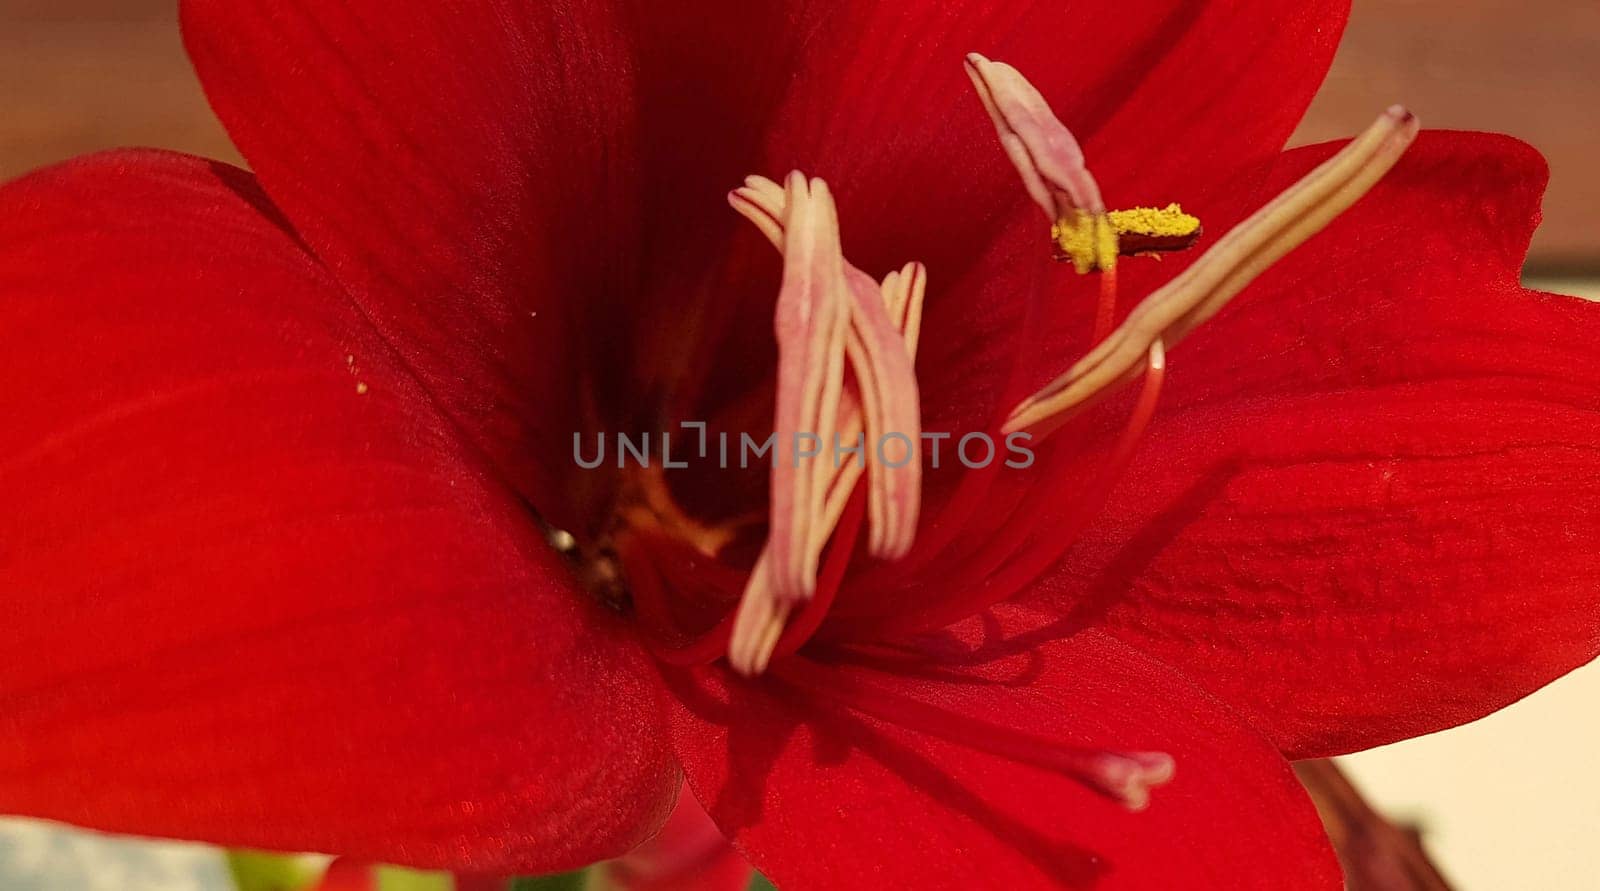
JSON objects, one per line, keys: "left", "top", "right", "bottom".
{"left": 2, "top": 1, "right": 1597, "bottom": 889}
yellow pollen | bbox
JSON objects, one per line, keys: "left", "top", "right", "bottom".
{"left": 1053, "top": 204, "right": 1203, "bottom": 275}
{"left": 1051, "top": 210, "right": 1119, "bottom": 275}
{"left": 1107, "top": 203, "right": 1201, "bottom": 241}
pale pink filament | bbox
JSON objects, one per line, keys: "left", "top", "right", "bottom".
{"left": 724, "top": 173, "right": 926, "bottom": 675}
{"left": 965, "top": 52, "right": 1106, "bottom": 219}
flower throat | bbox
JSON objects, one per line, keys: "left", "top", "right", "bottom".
{"left": 563, "top": 54, "right": 1419, "bottom": 684}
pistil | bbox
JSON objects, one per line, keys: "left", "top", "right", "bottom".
{"left": 778, "top": 657, "right": 1176, "bottom": 810}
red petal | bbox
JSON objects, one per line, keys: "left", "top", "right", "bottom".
{"left": 666, "top": 606, "right": 1339, "bottom": 890}
{"left": 596, "top": 784, "right": 753, "bottom": 891}
{"left": 314, "top": 860, "right": 376, "bottom": 891}
{"left": 179, "top": 0, "right": 638, "bottom": 529}
{"left": 0, "top": 152, "right": 677, "bottom": 871}
{"left": 1033, "top": 132, "right": 1600, "bottom": 756}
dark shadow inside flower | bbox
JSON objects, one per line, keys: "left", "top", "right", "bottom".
{"left": 983, "top": 459, "right": 1245, "bottom": 668}
{"left": 1048, "top": 0, "right": 1208, "bottom": 144}
{"left": 205, "top": 160, "right": 305, "bottom": 249}
{"left": 814, "top": 615, "right": 1053, "bottom": 691}
{"left": 656, "top": 666, "right": 793, "bottom": 834}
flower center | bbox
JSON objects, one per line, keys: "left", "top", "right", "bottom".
{"left": 574, "top": 53, "right": 1418, "bottom": 690}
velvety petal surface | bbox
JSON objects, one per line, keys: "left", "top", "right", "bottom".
{"left": 593, "top": 784, "right": 753, "bottom": 891}
{"left": 0, "top": 152, "right": 677, "bottom": 871}
{"left": 180, "top": 0, "right": 641, "bottom": 532}
{"left": 666, "top": 606, "right": 1339, "bottom": 890}
{"left": 1032, "top": 133, "right": 1600, "bottom": 756}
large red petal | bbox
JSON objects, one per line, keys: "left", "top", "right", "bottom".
{"left": 179, "top": 0, "right": 640, "bottom": 530}
{"left": 1032, "top": 132, "right": 1600, "bottom": 757}
{"left": 666, "top": 606, "right": 1339, "bottom": 890}
{"left": 0, "top": 152, "right": 677, "bottom": 871}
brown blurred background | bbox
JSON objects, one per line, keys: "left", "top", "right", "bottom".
{"left": 1296, "top": 0, "right": 1600, "bottom": 268}
{"left": 2, "top": 0, "right": 1597, "bottom": 269}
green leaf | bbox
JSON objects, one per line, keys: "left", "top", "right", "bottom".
{"left": 748, "top": 874, "right": 778, "bottom": 891}
{"left": 373, "top": 865, "right": 454, "bottom": 891}
{"left": 225, "top": 850, "right": 317, "bottom": 891}
{"left": 506, "top": 872, "right": 586, "bottom": 891}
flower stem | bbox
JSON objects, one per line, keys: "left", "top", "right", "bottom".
{"left": 1293, "top": 759, "right": 1455, "bottom": 891}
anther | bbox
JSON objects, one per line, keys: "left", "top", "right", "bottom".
{"left": 1005, "top": 106, "right": 1420, "bottom": 439}
{"left": 965, "top": 52, "right": 1106, "bottom": 219}
{"left": 1109, "top": 204, "right": 1203, "bottom": 255}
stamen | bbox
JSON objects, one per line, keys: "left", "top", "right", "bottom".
{"left": 766, "top": 173, "right": 853, "bottom": 604}
{"left": 728, "top": 552, "right": 783, "bottom": 674}
{"left": 1052, "top": 209, "right": 1119, "bottom": 274}
{"left": 778, "top": 657, "right": 1175, "bottom": 810}
{"left": 846, "top": 265, "right": 922, "bottom": 560}
{"left": 881, "top": 261, "right": 927, "bottom": 359}
{"left": 1093, "top": 265, "right": 1119, "bottom": 345}
{"left": 725, "top": 178, "right": 927, "bottom": 674}
{"left": 728, "top": 487, "right": 864, "bottom": 676}
{"left": 766, "top": 490, "right": 868, "bottom": 674}
{"left": 836, "top": 246, "right": 1054, "bottom": 597}
{"left": 1060, "top": 206, "right": 1205, "bottom": 272}
{"left": 964, "top": 52, "right": 1106, "bottom": 218}
{"left": 1004, "top": 107, "right": 1419, "bottom": 440}
{"left": 730, "top": 176, "right": 925, "bottom": 561}
{"left": 975, "top": 340, "right": 1165, "bottom": 599}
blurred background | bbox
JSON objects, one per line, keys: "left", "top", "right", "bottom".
{"left": 1, "top": 0, "right": 1596, "bottom": 888}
